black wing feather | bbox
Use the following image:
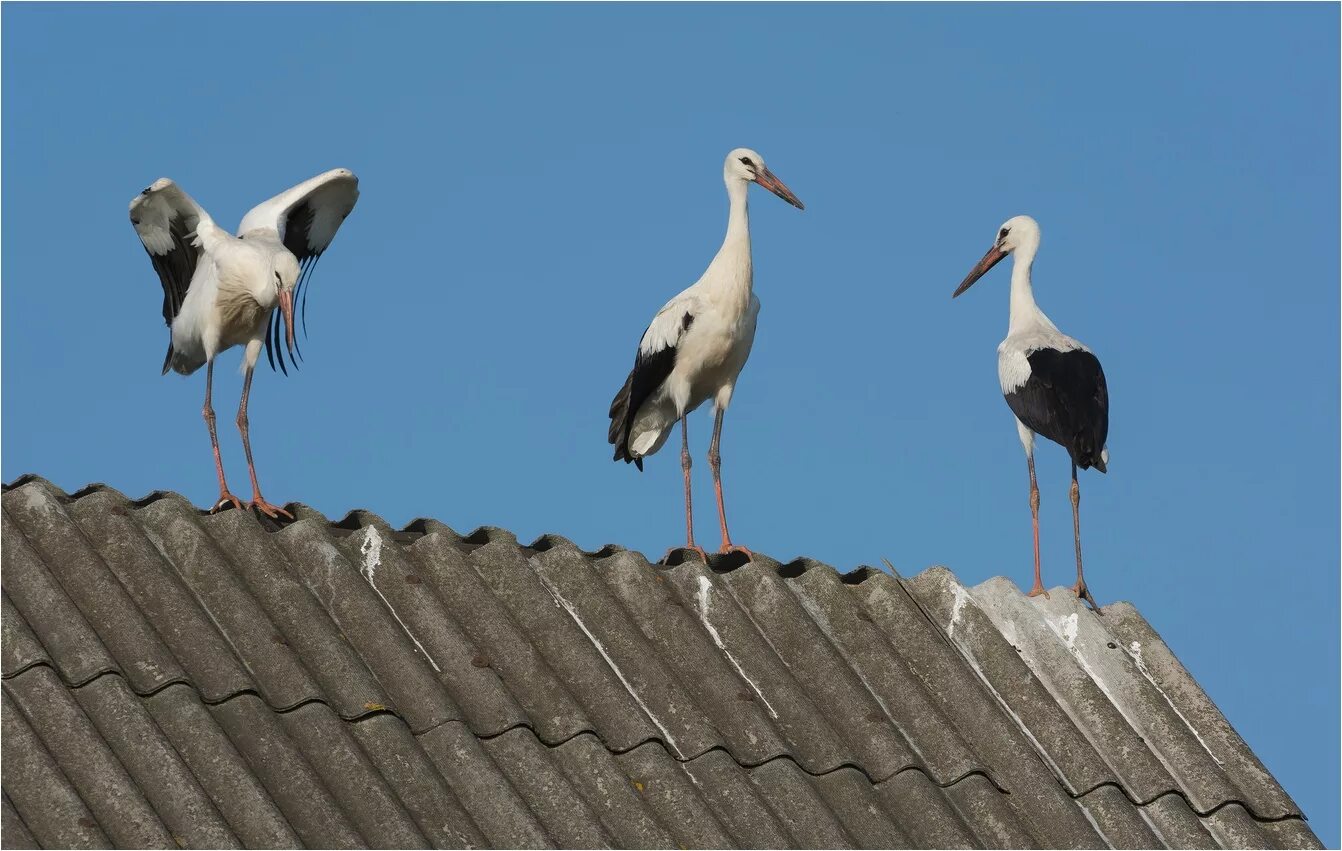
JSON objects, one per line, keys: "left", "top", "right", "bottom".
{"left": 608, "top": 313, "right": 694, "bottom": 470}
{"left": 141, "top": 211, "right": 198, "bottom": 327}
{"left": 1004, "top": 348, "right": 1109, "bottom": 471}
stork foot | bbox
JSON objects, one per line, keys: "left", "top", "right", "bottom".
{"left": 662, "top": 545, "right": 709, "bottom": 565}
{"left": 248, "top": 496, "right": 294, "bottom": 520}
{"left": 1027, "top": 583, "right": 1050, "bottom": 599}
{"left": 719, "top": 544, "right": 754, "bottom": 561}
{"left": 211, "top": 492, "right": 245, "bottom": 513}
{"left": 1072, "top": 579, "right": 1100, "bottom": 613}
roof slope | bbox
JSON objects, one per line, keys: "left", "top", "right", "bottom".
{"left": 0, "top": 474, "right": 1321, "bottom": 850}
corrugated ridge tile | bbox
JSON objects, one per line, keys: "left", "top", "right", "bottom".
{"left": 71, "top": 672, "right": 241, "bottom": 848}
{"left": 1104, "top": 601, "right": 1302, "bottom": 820}
{"left": 550, "top": 731, "right": 679, "bottom": 848}
{"left": 465, "top": 538, "right": 659, "bottom": 751}
{"left": 1075, "top": 783, "right": 1166, "bottom": 849}
{"left": 1021, "top": 589, "right": 1246, "bottom": 815}
{"left": 789, "top": 564, "right": 985, "bottom": 785}
{"left": 144, "top": 684, "right": 301, "bottom": 849}
{"left": 1201, "top": 802, "right": 1279, "bottom": 850}
{"left": 874, "top": 769, "right": 979, "bottom": 849}
{"left": 1138, "top": 792, "right": 1221, "bottom": 849}
{"left": 415, "top": 721, "right": 555, "bottom": 849}
{"left": 662, "top": 559, "right": 856, "bottom": 774}
{"left": 1258, "top": 817, "right": 1327, "bottom": 851}
{"left": 1, "top": 511, "right": 118, "bottom": 687}
{"left": 616, "top": 740, "right": 737, "bottom": 848}
{"left": 530, "top": 546, "right": 724, "bottom": 760}
{"left": 966, "top": 576, "right": 1183, "bottom": 804}
{"left": 131, "top": 499, "right": 323, "bottom": 710}
{"left": 939, "top": 772, "right": 1040, "bottom": 848}
{"left": 334, "top": 525, "right": 528, "bottom": 736}
{"left": 907, "top": 569, "right": 1156, "bottom": 795}
{"left": 678, "top": 749, "right": 794, "bottom": 849}
{"left": 269, "top": 518, "right": 460, "bottom": 732}
{"left": 200, "top": 513, "right": 395, "bottom": 720}
{"left": 858, "top": 571, "right": 1112, "bottom": 827}
{"left": 348, "top": 713, "right": 487, "bottom": 847}
{"left": 208, "top": 694, "right": 367, "bottom": 848}
{"left": 806, "top": 765, "right": 915, "bottom": 848}
{"left": 1, "top": 791, "right": 40, "bottom": 850}
{"left": 1, "top": 690, "right": 111, "bottom": 849}
{"left": 480, "top": 726, "right": 615, "bottom": 848}
{"left": 745, "top": 757, "right": 856, "bottom": 848}
{"left": 4, "top": 486, "right": 184, "bottom": 694}
{"left": 721, "top": 557, "right": 918, "bottom": 780}
{"left": 1, "top": 592, "right": 50, "bottom": 677}
{"left": 596, "top": 548, "right": 792, "bottom": 764}
{"left": 278, "top": 702, "right": 428, "bottom": 848}
{"left": 65, "top": 490, "right": 257, "bottom": 702}
{"left": 407, "top": 531, "right": 593, "bottom": 745}
{"left": 3, "top": 667, "right": 174, "bottom": 848}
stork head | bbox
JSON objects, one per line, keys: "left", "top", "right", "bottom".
{"left": 724, "top": 147, "right": 805, "bottom": 210}
{"left": 953, "top": 215, "right": 1040, "bottom": 298}
{"left": 273, "top": 252, "right": 301, "bottom": 354}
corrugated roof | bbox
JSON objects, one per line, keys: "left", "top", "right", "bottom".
{"left": 0, "top": 474, "right": 1322, "bottom": 849}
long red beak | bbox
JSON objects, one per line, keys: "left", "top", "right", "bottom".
{"left": 953, "top": 244, "right": 1008, "bottom": 298}
{"left": 756, "top": 166, "right": 805, "bottom": 210}
{"left": 278, "top": 289, "right": 296, "bottom": 353}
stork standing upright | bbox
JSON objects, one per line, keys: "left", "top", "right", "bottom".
{"left": 608, "top": 148, "right": 804, "bottom": 561}
{"left": 953, "top": 215, "right": 1109, "bottom": 608}
{"left": 129, "top": 168, "right": 360, "bottom": 518}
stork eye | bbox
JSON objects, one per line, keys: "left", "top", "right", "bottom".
{"left": 739, "top": 157, "right": 754, "bottom": 168}
{"left": 998, "top": 227, "right": 1010, "bottom": 239}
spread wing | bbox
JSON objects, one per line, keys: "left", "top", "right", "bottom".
{"left": 128, "top": 178, "right": 215, "bottom": 327}
{"left": 608, "top": 291, "right": 701, "bottom": 469}
{"left": 238, "top": 168, "right": 360, "bottom": 373}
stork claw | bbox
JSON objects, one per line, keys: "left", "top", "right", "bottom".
{"left": 1027, "top": 584, "right": 1051, "bottom": 599}
{"left": 248, "top": 496, "right": 294, "bottom": 520}
{"left": 211, "top": 492, "right": 245, "bottom": 513}
{"left": 1073, "top": 579, "right": 1100, "bottom": 613}
{"left": 661, "top": 545, "right": 709, "bottom": 565}
{"left": 719, "top": 544, "right": 754, "bottom": 561}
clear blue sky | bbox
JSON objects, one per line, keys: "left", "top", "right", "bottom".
{"left": 4, "top": 4, "right": 1337, "bottom": 841}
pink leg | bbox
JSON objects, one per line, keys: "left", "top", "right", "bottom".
{"left": 236, "top": 366, "right": 293, "bottom": 520}
{"left": 1026, "top": 453, "right": 1048, "bottom": 599}
{"left": 709, "top": 409, "right": 752, "bottom": 559}
{"left": 204, "top": 361, "right": 243, "bottom": 513}
{"left": 662, "top": 416, "right": 707, "bottom": 564}
{"left": 1070, "top": 462, "right": 1099, "bottom": 611}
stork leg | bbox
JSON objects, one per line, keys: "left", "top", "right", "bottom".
{"left": 236, "top": 366, "right": 293, "bottom": 520}
{"left": 1070, "top": 462, "right": 1099, "bottom": 611}
{"left": 709, "top": 409, "right": 752, "bottom": 559}
{"left": 663, "top": 416, "right": 708, "bottom": 564}
{"left": 204, "top": 361, "right": 243, "bottom": 513}
{"left": 1026, "top": 453, "right": 1048, "bottom": 598}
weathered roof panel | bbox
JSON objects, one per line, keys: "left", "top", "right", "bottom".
{"left": 0, "top": 474, "right": 1321, "bottom": 849}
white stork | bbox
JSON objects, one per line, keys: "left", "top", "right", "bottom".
{"left": 129, "top": 168, "right": 360, "bottom": 518}
{"left": 953, "top": 215, "right": 1109, "bottom": 608}
{"left": 608, "top": 148, "right": 803, "bottom": 562}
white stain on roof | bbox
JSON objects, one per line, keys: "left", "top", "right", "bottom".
{"left": 1127, "top": 640, "right": 1224, "bottom": 766}
{"left": 696, "top": 576, "right": 779, "bottom": 719}
{"left": 534, "top": 566, "right": 680, "bottom": 755}
{"left": 360, "top": 526, "right": 441, "bottom": 673}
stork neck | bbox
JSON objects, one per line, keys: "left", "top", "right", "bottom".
{"left": 700, "top": 177, "right": 753, "bottom": 312}
{"left": 1007, "top": 243, "right": 1053, "bottom": 335}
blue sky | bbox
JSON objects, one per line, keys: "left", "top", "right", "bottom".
{"left": 3, "top": 3, "right": 1337, "bottom": 842}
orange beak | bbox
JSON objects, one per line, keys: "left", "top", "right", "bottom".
{"left": 755, "top": 166, "right": 805, "bottom": 210}
{"left": 278, "top": 289, "right": 296, "bottom": 354}
{"left": 953, "top": 243, "right": 1008, "bottom": 298}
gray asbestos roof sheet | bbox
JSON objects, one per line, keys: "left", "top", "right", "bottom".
{"left": 0, "top": 474, "right": 1322, "bottom": 849}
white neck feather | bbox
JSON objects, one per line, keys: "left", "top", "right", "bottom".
{"left": 1007, "top": 239, "right": 1056, "bottom": 336}
{"left": 699, "top": 176, "right": 753, "bottom": 315}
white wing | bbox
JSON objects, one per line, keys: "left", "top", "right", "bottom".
{"left": 237, "top": 168, "right": 360, "bottom": 372}
{"left": 128, "top": 178, "right": 217, "bottom": 327}
{"left": 639, "top": 288, "right": 704, "bottom": 356}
